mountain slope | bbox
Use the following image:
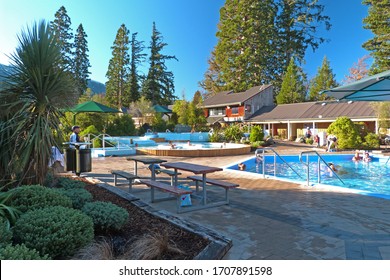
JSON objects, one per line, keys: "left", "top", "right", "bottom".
{"left": 0, "top": 63, "right": 105, "bottom": 94}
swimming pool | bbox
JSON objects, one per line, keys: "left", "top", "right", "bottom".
{"left": 227, "top": 153, "right": 390, "bottom": 199}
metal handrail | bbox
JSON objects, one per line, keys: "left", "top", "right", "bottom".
{"left": 86, "top": 133, "right": 127, "bottom": 150}
{"left": 255, "top": 148, "right": 303, "bottom": 179}
{"left": 299, "top": 151, "right": 345, "bottom": 186}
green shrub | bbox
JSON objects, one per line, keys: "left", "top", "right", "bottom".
{"left": 10, "top": 185, "right": 72, "bottom": 213}
{"left": 251, "top": 141, "right": 265, "bottom": 148}
{"left": 250, "top": 126, "right": 264, "bottom": 143}
{"left": 58, "top": 188, "right": 93, "bottom": 209}
{"left": 13, "top": 206, "right": 94, "bottom": 258}
{"left": 106, "top": 114, "right": 136, "bottom": 136}
{"left": 327, "top": 117, "right": 362, "bottom": 149}
{"left": 209, "top": 130, "right": 224, "bottom": 142}
{"left": 306, "top": 138, "right": 314, "bottom": 145}
{"left": 0, "top": 219, "right": 12, "bottom": 247}
{"left": 76, "top": 125, "right": 102, "bottom": 148}
{"left": 363, "top": 133, "right": 380, "bottom": 149}
{"left": 56, "top": 177, "right": 86, "bottom": 189}
{"left": 224, "top": 124, "right": 244, "bottom": 142}
{"left": 82, "top": 202, "right": 129, "bottom": 232}
{"left": 43, "top": 171, "right": 55, "bottom": 188}
{"left": 0, "top": 244, "right": 50, "bottom": 260}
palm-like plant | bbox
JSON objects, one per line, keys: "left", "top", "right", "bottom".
{"left": 0, "top": 21, "right": 78, "bottom": 185}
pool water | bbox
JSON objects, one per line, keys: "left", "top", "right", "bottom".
{"left": 227, "top": 154, "right": 390, "bottom": 198}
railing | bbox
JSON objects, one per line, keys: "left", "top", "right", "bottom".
{"left": 255, "top": 148, "right": 303, "bottom": 179}
{"left": 299, "top": 151, "right": 345, "bottom": 186}
{"left": 86, "top": 133, "right": 131, "bottom": 150}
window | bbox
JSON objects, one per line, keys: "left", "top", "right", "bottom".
{"left": 231, "top": 107, "right": 239, "bottom": 114}
{"left": 209, "top": 108, "right": 226, "bottom": 116}
{"left": 245, "top": 104, "right": 252, "bottom": 113}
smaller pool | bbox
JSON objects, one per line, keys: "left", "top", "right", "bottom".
{"left": 138, "top": 142, "right": 250, "bottom": 157}
{"left": 227, "top": 154, "right": 390, "bottom": 199}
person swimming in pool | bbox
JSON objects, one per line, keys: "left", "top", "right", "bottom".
{"left": 238, "top": 162, "right": 246, "bottom": 171}
{"left": 328, "top": 162, "right": 338, "bottom": 172}
{"left": 352, "top": 152, "right": 362, "bottom": 162}
{"left": 363, "top": 152, "right": 372, "bottom": 162}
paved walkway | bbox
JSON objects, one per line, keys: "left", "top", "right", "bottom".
{"left": 86, "top": 142, "right": 390, "bottom": 260}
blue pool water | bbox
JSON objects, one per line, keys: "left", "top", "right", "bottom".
{"left": 227, "top": 154, "right": 390, "bottom": 198}
{"left": 105, "top": 132, "right": 210, "bottom": 148}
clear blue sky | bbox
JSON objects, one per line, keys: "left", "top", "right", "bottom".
{"left": 0, "top": 0, "right": 372, "bottom": 100}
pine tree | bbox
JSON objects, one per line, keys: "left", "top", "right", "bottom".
{"left": 362, "top": 0, "right": 390, "bottom": 74}
{"left": 74, "top": 24, "right": 91, "bottom": 95}
{"left": 199, "top": 48, "right": 225, "bottom": 96}
{"left": 202, "top": 0, "right": 330, "bottom": 96}
{"left": 50, "top": 6, "right": 73, "bottom": 70}
{"left": 142, "top": 22, "right": 177, "bottom": 105}
{"left": 105, "top": 24, "right": 130, "bottom": 108}
{"left": 275, "top": 0, "right": 331, "bottom": 71}
{"left": 189, "top": 90, "right": 207, "bottom": 128}
{"left": 308, "top": 57, "right": 338, "bottom": 101}
{"left": 276, "top": 58, "right": 307, "bottom": 104}
{"left": 213, "top": 0, "right": 278, "bottom": 93}
{"left": 128, "top": 32, "right": 146, "bottom": 103}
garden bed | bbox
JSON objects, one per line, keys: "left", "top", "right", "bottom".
{"left": 79, "top": 179, "right": 232, "bottom": 260}
{"left": 83, "top": 183, "right": 208, "bottom": 259}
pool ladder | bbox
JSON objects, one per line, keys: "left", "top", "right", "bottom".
{"left": 255, "top": 148, "right": 303, "bottom": 179}
{"left": 299, "top": 151, "right": 345, "bottom": 186}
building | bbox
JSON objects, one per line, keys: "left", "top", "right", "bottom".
{"left": 202, "top": 85, "right": 274, "bottom": 125}
{"left": 248, "top": 100, "right": 378, "bottom": 140}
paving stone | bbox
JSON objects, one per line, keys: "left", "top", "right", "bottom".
{"left": 85, "top": 145, "right": 390, "bottom": 260}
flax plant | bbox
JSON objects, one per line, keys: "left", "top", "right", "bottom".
{"left": 0, "top": 21, "right": 78, "bottom": 185}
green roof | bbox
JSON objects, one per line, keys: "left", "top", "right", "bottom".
{"left": 70, "top": 101, "right": 120, "bottom": 113}
{"left": 153, "top": 105, "right": 172, "bottom": 113}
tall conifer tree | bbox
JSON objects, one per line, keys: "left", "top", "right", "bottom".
{"left": 142, "top": 22, "right": 177, "bottom": 105}
{"left": 308, "top": 57, "right": 338, "bottom": 101}
{"left": 276, "top": 58, "right": 307, "bottom": 104}
{"left": 201, "top": 0, "right": 330, "bottom": 96}
{"left": 128, "top": 32, "right": 146, "bottom": 103}
{"left": 213, "top": 0, "right": 277, "bottom": 93}
{"left": 50, "top": 6, "right": 73, "bottom": 70}
{"left": 275, "top": 0, "right": 331, "bottom": 72}
{"left": 362, "top": 0, "right": 390, "bottom": 73}
{"left": 105, "top": 24, "right": 130, "bottom": 108}
{"left": 74, "top": 24, "right": 91, "bottom": 95}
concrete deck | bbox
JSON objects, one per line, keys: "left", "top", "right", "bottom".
{"left": 85, "top": 142, "right": 390, "bottom": 260}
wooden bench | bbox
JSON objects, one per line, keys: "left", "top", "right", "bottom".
{"left": 111, "top": 170, "right": 139, "bottom": 192}
{"left": 187, "top": 175, "right": 239, "bottom": 204}
{"left": 157, "top": 168, "right": 181, "bottom": 185}
{"left": 139, "top": 179, "right": 193, "bottom": 213}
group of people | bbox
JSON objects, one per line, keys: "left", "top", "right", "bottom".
{"left": 352, "top": 151, "right": 372, "bottom": 162}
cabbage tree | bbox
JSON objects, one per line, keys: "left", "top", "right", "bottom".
{"left": 0, "top": 21, "right": 78, "bottom": 185}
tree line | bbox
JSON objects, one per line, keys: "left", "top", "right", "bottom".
{"left": 201, "top": 0, "right": 389, "bottom": 105}
{"left": 52, "top": 6, "right": 177, "bottom": 109}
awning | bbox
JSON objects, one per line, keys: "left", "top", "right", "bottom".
{"left": 206, "top": 116, "right": 225, "bottom": 124}
{"left": 322, "top": 70, "right": 390, "bottom": 101}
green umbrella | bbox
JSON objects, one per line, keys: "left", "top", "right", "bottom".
{"left": 322, "top": 70, "right": 390, "bottom": 101}
{"left": 152, "top": 104, "right": 172, "bottom": 113}
{"left": 69, "top": 101, "right": 120, "bottom": 124}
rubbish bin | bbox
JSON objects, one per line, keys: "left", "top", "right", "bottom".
{"left": 64, "top": 148, "right": 76, "bottom": 172}
{"left": 78, "top": 149, "right": 92, "bottom": 173}
{"left": 63, "top": 148, "right": 92, "bottom": 175}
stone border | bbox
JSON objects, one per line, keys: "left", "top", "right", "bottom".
{"left": 85, "top": 178, "right": 232, "bottom": 260}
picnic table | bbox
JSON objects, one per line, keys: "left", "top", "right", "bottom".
{"left": 160, "top": 161, "right": 223, "bottom": 206}
{"left": 126, "top": 156, "right": 167, "bottom": 180}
